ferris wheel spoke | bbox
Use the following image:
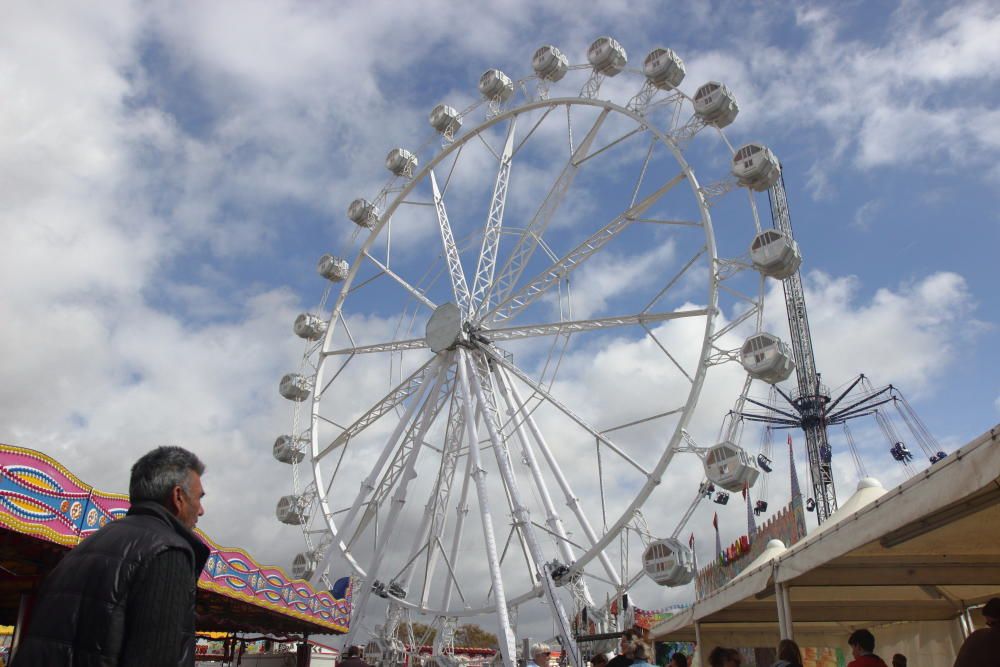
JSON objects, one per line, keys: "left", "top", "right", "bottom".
{"left": 571, "top": 125, "right": 644, "bottom": 168}
{"left": 710, "top": 301, "right": 761, "bottom": 343}
{"left": 495, "top": 365, "right": 622, "bottom": 588}
{"left": 363, "top": 251, "right": 438, "bottom": 312}
{"left": 484, "top": 348, "right": 649, "bottom": 477}
{"left": 511, "top": 105, "right": 556, "bottom": 157}
{"left": 483, "top": 308, "right": 709, "bottom": 342}
{"left": 484, "top": 170, "right": 688, "bottom": 325}
{"left": 323, "top": 337, "right": 428, "bottom": 357}
{"left": 641, "top": 245, "right": 707, "bottom": 313}
{"left": 482, "top": 107, "right": 611, "bottom": 311}
{"left": 492, "top": 363, "right": 595, "bottom": 605}
{"left": 309, "top": 359, "right": 447, "bottom": 591}
{"left": 419, "top": 390, "right": 474, "bottom": 608}
{"left": 345, "top": 365, "right": 456, "bottom": 550}
{"left": 470, "top": 118, "right": 517, "bottom": 318}
{"left": 432, "top": 437, "right": 475, "bottom": 611}
{"left": 641, "top": 322, "right": 695, "bottom": 384}
{"left": 338, "top": 360, "right": 448, "bottom": 645}
{"left": 314, "top": 356, "right": 437, "bottom": 462}
{"left": 430, "top": 169, "right": 472, "bottom": 314}
{"left": 327, "top": 357, "right": 444, "bottom": 539}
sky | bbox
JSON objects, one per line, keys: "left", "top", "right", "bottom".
{"left": 2, "top": 0, "right": 999, "bottom": 648}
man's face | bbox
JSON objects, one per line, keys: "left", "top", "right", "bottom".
{"left": 850, "top": 643, "right": 861, "bottom": 659}
{"left": 173, "top": 471, "right": 205, "bottom": 530}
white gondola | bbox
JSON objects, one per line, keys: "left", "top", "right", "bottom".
{"left": 704, "top": 441, "right": 760, "bottom": 492}
{"left": 587, "top": 36, "right": 627, "bottom": 76}
{"left": 740, "top": 332, "right": 795, "bottom": 384}
{"left": 385, "top": 148, "right": 418, "bottom": 177}
{"left": 293, "top": 312, "right": 327, "bottom": 341}
{"left": 642, "top": 47, "right": 685, "bottom": 90}
{"left": 693, "top": 82, "right": 739, "bottom": 128}
{"left": 291, "top": 551, "right": 318, "bottom": 579}
{"left": 347, "top": 198, "right": 378, "bottom": 228}
{"left": 532, "top": 45, "right": 569, "bottom": 81}
{"left": 317, "top": 254, "right": 349, "bottom": 282}
{"left": 429, "top": 104, "right": 462, "bottom": 136}
{"left": 278, "top": 373, "right": 312, "bottom": 402}
{"left": 749, "top": 229, "right": 802, "bottom": 280}
{"left": 642, "top": 537, "right": 695, "bottom": 587}
{"left": 273, "top": 434, "right": 306, "bottom": 464}
{"left": 276, "top": 495, "right": 307, "bottom": 525}
{"left": 732, "top": 143, "right": 781, "bottom": 191}
{"left": 479, "top": 69, "right": 514, "bottom": 102}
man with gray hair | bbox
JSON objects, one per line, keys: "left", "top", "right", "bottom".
{"left": 12, "top": 446, "right": 210, "bottom": 667}
{"left": 527, "top": 642, "right": 552, "bottom": 667}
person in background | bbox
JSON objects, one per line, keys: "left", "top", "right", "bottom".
{"left": 890, "top": 654, "right": 906, "bottom": 667}
{"left": 953, "top": 597, "right": 1000, "bottom": 667}
{"left": 708, "top": 647, "right": 741, "bottom": 667}
{"left": 772, "top": 639, "right": 803, "bottom": 667}
{"left": 669, "top": 652, "right": 688, "bottom": 667}
{"left": 607, "top": 632, "right": 635, "bottom": 667}
{"left": 12, "top": 446, "right": 209, "bottom": 667}
{"left": 339, "top": 645, "right": 371, "bottom": 667}
{"left": 527, "top": 642, "right": 551, "bottom": 667}
{"left": 630, "top": 642, "right": 654, "bottom": 667}
{"left": 591, "top": 652, "right": 610, "bottom": 667}
{"left": 847, "top": 629, "right": 888, "bottom": 667}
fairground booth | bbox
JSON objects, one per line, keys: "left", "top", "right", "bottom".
{"left": 652, "top": 423, "right": 1000, "bottom": 666}
{"left": 0, "top": 443, "right": 351, "bottom": 665}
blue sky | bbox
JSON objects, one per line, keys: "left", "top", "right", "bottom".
{"left": 1, "top": 0, "right": 998, "bottom": 642}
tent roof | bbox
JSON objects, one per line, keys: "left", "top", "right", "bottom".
{"left": 653, "top": 423, "right": 1000, "bottom": 644}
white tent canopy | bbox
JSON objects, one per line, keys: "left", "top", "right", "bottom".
{"left": 653, "top": 423, "right": 1000, "bottom": 665}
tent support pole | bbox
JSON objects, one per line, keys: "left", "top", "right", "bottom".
{"left": 693, "top": 621, "right": 704, "bottom": 667}
{"left": 775, "top": 583, "right": 788, "bottom": 639}
{"left": 781, "top": 583, "right": 794, "bottom": 640}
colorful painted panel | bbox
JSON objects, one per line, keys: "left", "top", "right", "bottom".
{"left": 0, "top": 445, "right": 129, "bottom": 546}
{"left": 0, "top": 443, "right": 350, "bottom": 634}
{"left": 200, "top": 541, "right": 352, "bottom": 632}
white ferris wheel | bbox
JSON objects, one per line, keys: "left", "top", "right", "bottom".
{"left": 274, "top": 36, "right": 789, "bottom": 667}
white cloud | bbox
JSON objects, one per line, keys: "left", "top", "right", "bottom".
{"left": 852, "top": 199, "right": 883, "bottom": 230}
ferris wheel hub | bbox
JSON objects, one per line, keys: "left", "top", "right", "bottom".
{"left": 425, "top": 302, "right": 466, "bottom": 353}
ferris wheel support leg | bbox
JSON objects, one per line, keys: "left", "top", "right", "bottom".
{"left": 465, "top": 352, "right": 579, "bottom": 667}
{"left": 339, "top": 359, "right": 449, "bottom": 649}
{"left": 493, "top": 363, "right": 596, "bottom": 608}
{"left": 455, "top": 348, "right": 516, "bottom": 666}
{"left": 500, "top": 365, "right": 623, "bottom": 590}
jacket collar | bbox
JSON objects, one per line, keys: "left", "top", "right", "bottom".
{"left": 127, "top": 501, "right": 211, "bottom": 574}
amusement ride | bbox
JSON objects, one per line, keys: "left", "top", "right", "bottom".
{"left": 268, "top": 36, "right": 944, "bottom": 666}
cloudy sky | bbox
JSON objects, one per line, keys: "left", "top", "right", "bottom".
{"left": 2, "top": 0, "right": 998, "bottom": 646}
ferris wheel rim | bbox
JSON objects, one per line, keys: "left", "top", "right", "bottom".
{"left": 303, "top": 93, "right": 723, "bottom": 617}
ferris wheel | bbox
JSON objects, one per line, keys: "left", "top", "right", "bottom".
{"left": 274, "top": 37, "right": 784, "bottom": 666}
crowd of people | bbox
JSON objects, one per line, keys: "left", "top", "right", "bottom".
{"left": 580, "top": 602, "right": 1000, "bottom": 667}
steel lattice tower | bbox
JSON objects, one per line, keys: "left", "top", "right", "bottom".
{"left": 765, "top": 173, "right": 838, "bottom": 523}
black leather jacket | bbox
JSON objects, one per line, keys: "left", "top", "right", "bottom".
{"left": 12, "top": 501, "right": 209, "bottom": 667}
